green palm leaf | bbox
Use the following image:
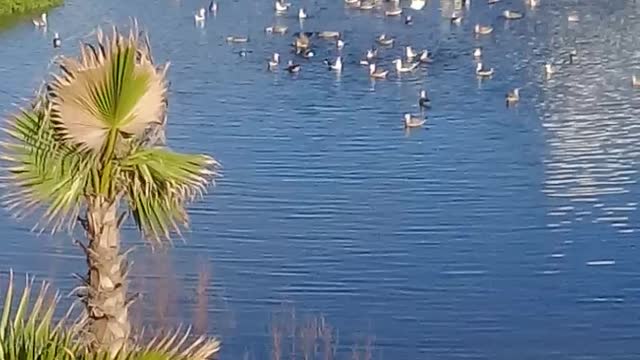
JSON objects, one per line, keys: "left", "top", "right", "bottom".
{"left": 48, "top": 25, "right": 169, "bottom": 152}
{"left": 0, "top": 106, "right": 96, "bottom": 233}
{"left": 120, "top": 147, "right": 218, "bottom": 242}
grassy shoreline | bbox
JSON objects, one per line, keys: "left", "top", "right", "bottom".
{"left": 0, "top": 0, "right": 62, "bottom": 16}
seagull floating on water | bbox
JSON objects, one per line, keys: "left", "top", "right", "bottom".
{"left": 359, "top": 1, "right": 376, "bottom": 10}
{"left": 410, "top": 0, "right": 426, "bottom": 10}
{"left": 275, "top": 0, "right": 290, "bottom": 12}
{"left": 317, "top": 31, "right": 341, "bottom": 39}
{"left": 33, "top": 13, "right": 47, "bottom": 27}
{"left": 265, "top": 25, "right": 288, "bottom": 34}
{"left": 369, "top": 64, "right": 389, "bottom": 79}
{"left": 474, "top": 24, "right": 493, "bottom": 35}
{"left": 336, "top": 39, "right": 345, "bottom": 50}
{"left": 385, "top": 6, "right": 402, "bottom": 16}
{"left": 506, "top": 88, "right": 520, "bottom": 105}
{"left": 226, "top": 36, "right": 249, "bottom": 43}
{"left": 502, "top": 10, "right": 524, "bottom": 20}
{"left": 194, "top": 8, "right": 206, "bottom": 23}
{"left": 544, "top": 63, "right": 554, "bottom": 77}
{"left": 405, "top": 46, "right": 418, "bottom": 61}
{"left": 632, "top": 75, "right": 640, "bottom": 88}
{"left": 476, "top": 62, "right": 494, "bottom": 77}
{"left": 404, "top": 113, "right": 426, "bottom": 128}
{"left": 298, "top": 8, "right": 308, "bottom": 19}
{"left": 473, "top": 47, "right": 482, "bottom": 58}
{"left": 393, "top": 58, "right": 419, "bottom": 73}
{"left": 209, "top": 1, "right": 218, "bottom": 13}
{"left": 268, "top": 53, "right": 280, "bottom": 70}
{"left": 376, "top": 34, "right": 395, "bottom": 46}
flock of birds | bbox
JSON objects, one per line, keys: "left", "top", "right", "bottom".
{"left": 188, "top": 0, "right": 556, "bottom": 128}
{"left": 31, "top": 0, "right": 640, "bottom": 129}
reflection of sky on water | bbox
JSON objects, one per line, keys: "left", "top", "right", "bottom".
{"left": 538, "top": 0, "right": 640, "bottom": 233}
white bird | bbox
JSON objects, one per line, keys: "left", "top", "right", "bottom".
{"left": 502, "top": 10, "right": 524, "bottom": 20}
{"left": 473, "top": 47, "right": 482, "bottom": 58}
{"left": 268, "top": 53, "right": 280, "bottom": 70}
{"left": 385, "top": 7, "right": 402, "bottom": 16}
{"left": 476, "top": 62, "right": 494, "bottom": 77}
{"left": 418, "top": 50, "right": 432, "bottom": 63}
{"left": 528, "top": 0, "right": 539, "bottom": 8}
{"left": 275, "top": 0, "right": 289, "bottom": 12}
{"left": 209, "top": 0, "right": 218, "bottom": 13}
{"left": 194, "top": 8, "right": 206, "bottom": 23}
{"left": 369, "top": 64, "right": 389, "bottom": 79}
{"left": 298, "top": 8, "right": 308, "bottom": 19}
{"left": 632, "top": 75, "right": 640, "bottom": 87}
{"left": 474, "top": 24, "right": 493, "bottom": 35}
{"left": 568, "top": 13, "right": 579, "bottom": 22}
{"left": 393, "top": 58, "right": 419, "bottom": 73}
{"left": 544, "top": 63, "right": 554, "bottom": 77}
{"left": 324, "top": 57, "right": 343, "bottom": 71}
{"left": 405, "top": 46, "right": 418, "bottom": 61}
{"left": 32, "top": 13, "right": 47, "bottom": 27}
{"left": 376, "top": 34, "right": 394, "bottom": 46}
{"left": 410, "top": 0, "right": 426, "bottom": 10}
{"left": 336, "top": 39, "right": 345, "bottom": 50}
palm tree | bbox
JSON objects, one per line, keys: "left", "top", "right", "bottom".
{"left": 1, "top": 23, "right": 218, "bottom": 354}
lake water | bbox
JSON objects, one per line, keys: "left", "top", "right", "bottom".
{"left": 2, "top": 0, "right": 640, "bottom": 358}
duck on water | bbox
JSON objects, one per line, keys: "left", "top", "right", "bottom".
{"left": 404, "top": 114, "right": 426, "bottom": 128}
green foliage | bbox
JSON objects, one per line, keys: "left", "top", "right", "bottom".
{"left": 0, "top": 271, "right": 81, "bottom": 360}
{"left": 0, "top": 0, "right": 62, "bottom": 16}
{"left": 1, "top": 24, "right": 218, "bottom": 243}
{"left": 0, "top": 272, "right": 221, "bottom": 360}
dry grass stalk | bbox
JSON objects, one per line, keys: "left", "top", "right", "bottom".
{"left": 152, "top": 251, "right": 178, "bottom": 332}
{"left": 318, "top": 315, "right": 337, "bottom": 360}
{"left": 299, "top": 316, "right": 318, "bottom": 360}
{"left": 193, "top": 259, "right": 211, "bottom": 334}
{"left": 271, "top": 316, "right": 284, "bottom": 360}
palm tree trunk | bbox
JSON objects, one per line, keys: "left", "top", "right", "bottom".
{"left": 82, "top": 196, "right": 130, "bottom": 354}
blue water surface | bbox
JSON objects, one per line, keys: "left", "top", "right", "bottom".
{"left": 1, "top": 0, "right": 640, "bottom": 358}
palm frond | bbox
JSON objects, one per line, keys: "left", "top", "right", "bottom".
{"left": 119, "top": 147, "right": 218, "bottom": 242}
{"left": 0, "top": 271, "right": 221, "bottom": 360}
{"left": 48, "top": 24, "right": 169, "bottom": 152}
{"left": 0, "top": 270, "right": 81, "bottom": 360}
{"left": 131, "top": 326, "right": 220, "bottom": 360}
{"left": 0, "top": 105, "right": 96, "bottom": 233}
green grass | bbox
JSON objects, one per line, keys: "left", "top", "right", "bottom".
{"left": 0, "top": 271, "right": 221, "bottom": 360}
{"left": 0, "top": 0, "right": 62, "bottom": 16}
